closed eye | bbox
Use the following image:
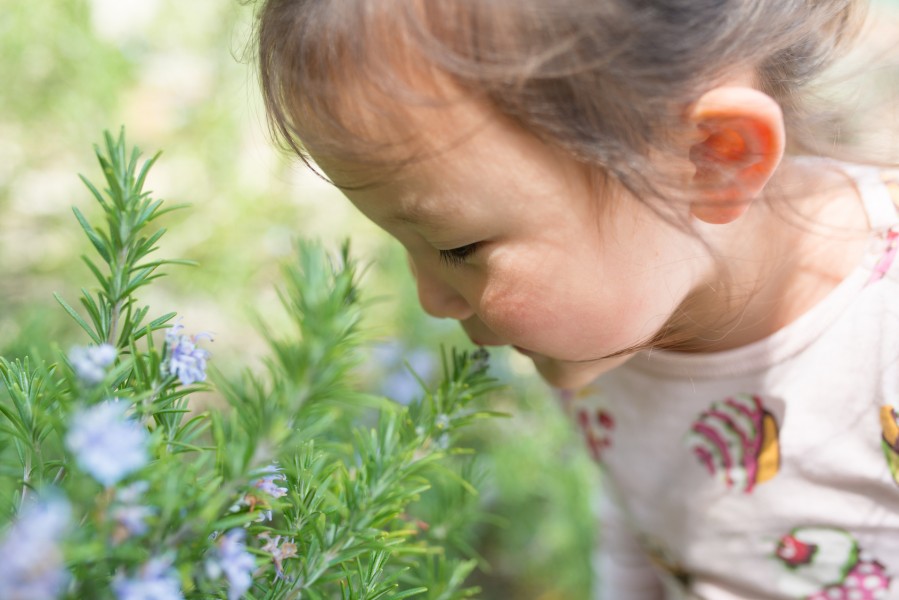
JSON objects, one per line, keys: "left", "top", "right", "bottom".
{"left": 439, "top": 243, "right": 480, "bottom": 267}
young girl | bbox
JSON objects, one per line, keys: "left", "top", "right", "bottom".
{"left": 255, "top": 0, "right": 899, "bottom": 597}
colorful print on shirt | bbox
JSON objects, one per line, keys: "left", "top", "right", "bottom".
{"left": 684, "top": 393, "right": 781, "bottom": 492}
{"left": 866, "top": 229, "right": 898, "bottom": 286}
{"left": 575, "top": 405, "right": 614, "bottom": 463}
{"left": 775, "top": 527, "right": 890, "bottom": 599}
{"left": 868, "top": 170, "right": 899, "bottom": 285}
{"left": 879, "top": 404, "right": 899, "bottom": 485}
{"left": 559, "top": 384, "right": 614, "bottom": 463}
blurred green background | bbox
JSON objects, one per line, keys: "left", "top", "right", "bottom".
{"left": 1, "top": 1, "right": 897, "bottom": 598}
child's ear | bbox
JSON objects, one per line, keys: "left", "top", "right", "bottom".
{"left": 687, "top": 87, "right": 786, "bottom": 225}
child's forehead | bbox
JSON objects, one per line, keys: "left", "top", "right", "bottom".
{"left": 318, "top": 102, "right": 588, "bottom": 227}
{"left": 269, "top": 0, "right": 515, "bottom": 182}
{"left": 313, "top": 88, "right": 505, "bottom": 189}
{"left": 317, "top": 148, "right": 474, "bottom": 232}
{"left": 272, "top": 0, "right": 584, "bottom": 195}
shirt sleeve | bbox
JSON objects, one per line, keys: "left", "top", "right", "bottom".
{"left": 593, "top": 483, "right": 665, "bottom": 600}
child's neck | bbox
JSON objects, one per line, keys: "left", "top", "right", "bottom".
{"left": 681, "top": 157, "right": 872, "bottom": 352}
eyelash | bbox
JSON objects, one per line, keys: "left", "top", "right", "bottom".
{"left": 439, "top": 243, "right": 480, "bottom": 267}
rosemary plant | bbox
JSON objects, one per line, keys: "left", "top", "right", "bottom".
{"left": 0, "top": 131, "right": 500, "bottom": 600}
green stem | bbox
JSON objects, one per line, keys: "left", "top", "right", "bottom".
{"left": 106, "top": 247, "right": 128, "bottom": 346}
{"left": 52, "top": 466, "right": 66, "bottom": 486}
{"left": 20, "top": 454, "right": 31, "bottom": 510}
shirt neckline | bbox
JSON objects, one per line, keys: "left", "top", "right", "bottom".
{"left": 626, "top": 162, "right": 896, "bottom": 380}
{"left": 626, "top": 263, "right": 870, "bottom": 379}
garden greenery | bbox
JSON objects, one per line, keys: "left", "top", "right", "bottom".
{"left": 0, "top": 130, "right": 501, "bottom": 600}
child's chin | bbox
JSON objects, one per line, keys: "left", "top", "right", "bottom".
{"left": 533, "top": 355, "right": 630, "bottom": 390}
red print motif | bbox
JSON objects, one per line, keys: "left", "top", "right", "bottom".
{"left": 576, "top": 407, "right": 614, "bottom": 462}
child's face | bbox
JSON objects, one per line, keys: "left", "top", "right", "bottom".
{"left": 316, "top": 101, "right": 710, "bottom": 389}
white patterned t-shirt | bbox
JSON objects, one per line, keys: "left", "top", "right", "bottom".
{"left": 565, "top": 166, "right": 899, "bottom": 600}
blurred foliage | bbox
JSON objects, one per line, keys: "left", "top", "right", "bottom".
{"left": 0, "top": 132, "right": 509, "bottom": 598}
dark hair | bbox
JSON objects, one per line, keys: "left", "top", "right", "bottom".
{"left": 256, "top": 0, "right": 865, "bottom": 192}
{"left": 255, "top": 0, "right": 870, "bottom": 354}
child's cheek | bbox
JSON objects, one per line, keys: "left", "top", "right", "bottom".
{"left": 476, "top": 279, "right": 565, "bottom": 347}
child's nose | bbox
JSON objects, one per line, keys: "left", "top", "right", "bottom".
{"left": 410, "top": 260, "right": 474, "bottom": 321}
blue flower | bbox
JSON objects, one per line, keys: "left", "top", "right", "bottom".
{"left": 0, "top": 496, "right": 70, "bottom": 600}
{"left": 112, "top": 482, "right": 155, "bottom": 539}
{"left": 113, "top": 556, "right": 183, "bottom": 600}
{"left": 65, "top": 400, "right": 149, "bottom": 486}
{"left": 253, "top": 465, "right": 288, "bottom": 499}
{"left": 228, "top": 465, "right": 288, "bottom": 523}
{"left": 205, "top": 529, "right": 256, "bottom": 600}
{"left": 116, "top": 480, "right": 150, "bottom": 504}
{"left": 69, "top": 343, "right": 117, "bottom": 385}
{"left": 163, "top": 321, "right": 212, "bottom": 386}
{"left": 113, "top": 504, "right": 154, "bottom": 538}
